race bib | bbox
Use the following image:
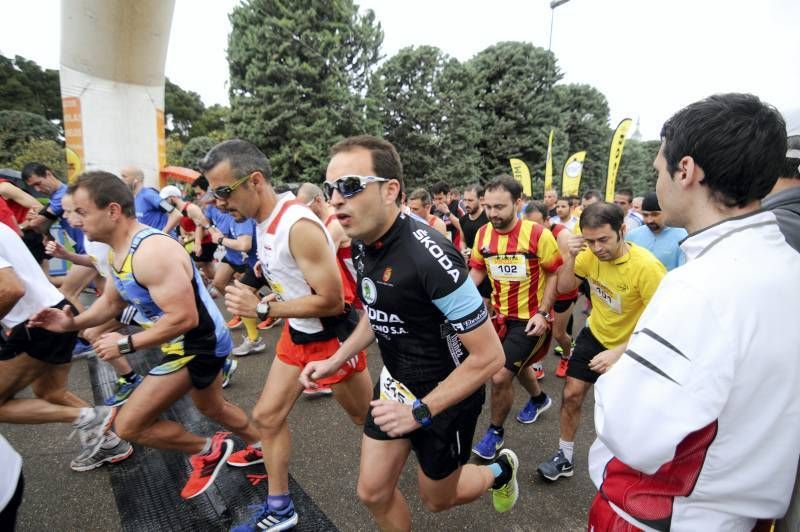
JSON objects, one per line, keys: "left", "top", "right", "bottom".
{"left": 589, "top": 280, "right": 622, "bottom": 314}
{"left": 487, "top": 254, "right": 527, "bottom": 281}
{"left": 379, "top": 366, "right": 417, "bottom": 404}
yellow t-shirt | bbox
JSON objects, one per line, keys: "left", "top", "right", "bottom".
{"left": 574, "top": 242, "right": 665, "bottom": 347}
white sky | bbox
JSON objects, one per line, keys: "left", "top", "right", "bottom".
{"left": 2, "top": 0, "right": 798, "bottom": 140}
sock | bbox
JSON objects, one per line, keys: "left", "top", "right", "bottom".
{"left": 121, "top": 371, "right": 137, "bottom": 382}
{"left": 559, "top": 439, "right": 574, "bottom": 463}
{"left": 101, "top": 432, "right": 121, "bottom": 449}
{"left": 267, "top": 493, "right": 292, "bottom": 513}
{"left": 243, "top": 317, "right": 259, "bottom": 341}
{"left": 490, "top": 456, "right": 512, "bottom": 489}
{"left": 251, "top": 441, "right": 262, "bottom": 449}
{"left": 73, "top": 407, "right": 96, "bottom": 427}
{"left": 530, "top": 392, "right": 547, "bottom": 405}
{"left": 490, "top": 424, "right": 504, "bottom": 437}
{"left": 199, "top": 437, "right": 212, "bottom": 455}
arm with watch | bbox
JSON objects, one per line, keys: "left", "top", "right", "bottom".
{"left": 525, "top": 269, "right": 557, "bottom": 336}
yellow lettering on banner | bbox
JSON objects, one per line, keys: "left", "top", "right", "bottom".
{"left": 61, "top": 97, "right": 84, "bottom": 183}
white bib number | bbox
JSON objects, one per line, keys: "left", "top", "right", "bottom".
{"left": 487, "top": 255, "right": 527, "bottom": 281}
{"left": 379, "top": 366, "right": 417, "bottom": 404}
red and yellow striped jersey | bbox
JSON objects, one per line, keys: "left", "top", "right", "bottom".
{"left": 470, "top": 219, "right": 562, "bottom": 320}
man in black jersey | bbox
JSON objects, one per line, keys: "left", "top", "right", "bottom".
{"left": 459, "top": 183, "right": 491, "bottom": 301}
{"left": 300, "top": 136, "right": 521, "bottom": 529}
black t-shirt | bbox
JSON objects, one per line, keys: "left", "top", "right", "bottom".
{"left": 354, "top": 212, "right": 488, "bottom": 391}
{"left": 459, "top": 210, "right": 489, "bottom": 249}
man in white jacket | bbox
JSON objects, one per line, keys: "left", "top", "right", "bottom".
{"left": 589, "top": 93, "right": 800, "bottom": 531}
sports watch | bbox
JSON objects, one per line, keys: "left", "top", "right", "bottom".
{"left": 536, "top": 310, "right": 553, "bottom": 322}
{"left": 412, "top": 400, "right": 432, "bottom": 428}
{"left": 256, "top": 300, "right": 270, "bottom": 321}
{"left": 117, "top": 335, "right": 135, "bottom": 355}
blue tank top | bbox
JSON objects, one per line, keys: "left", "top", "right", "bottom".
{"left": 109, "top": 227, "right": 232, "bottom": 357}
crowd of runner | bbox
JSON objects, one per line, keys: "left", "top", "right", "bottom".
{"left": 0, "top": 92, "right": 798, "bottom": 532}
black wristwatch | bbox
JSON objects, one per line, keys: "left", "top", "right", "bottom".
{"left": 117, "top": 335, "right": 135, "bottom": 355}
{"left": 217, "top": 236, "right": 225, "bottom": 246}
{"left": 256, "top": 300, "right": 270, "bottom": 321}
{"left": 537, "top": 310, "right": 552, "bottom": 321}
{"left": 412, "top": 400, "right": 432, "bottom": 428}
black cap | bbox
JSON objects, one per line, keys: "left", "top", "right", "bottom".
{"left": 642, "top": 192, "right": 660, "bottom": 212}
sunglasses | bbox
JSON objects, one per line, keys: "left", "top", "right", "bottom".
{"left": 323, "top": 175, "right": 388, "bottom": 199}
{"left": 212, "top": 173, "right": 252, "bottom": 199}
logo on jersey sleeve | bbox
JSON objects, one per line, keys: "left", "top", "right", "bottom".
{"left": 361, "top": 277, "right": 378, "bottom": 304}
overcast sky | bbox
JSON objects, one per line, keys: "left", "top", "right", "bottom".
{"left": 2, "top": 0, "right": 798, "bottom": 139}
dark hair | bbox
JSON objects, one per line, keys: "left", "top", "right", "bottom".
{"left": 579, "top": 202, "right": 625, "bottom": 233}
{"left": 615, "top": 188, "right": 634, "bottom": 201}
{"left": 582, "top": 189, "right": 602, "bottom": 202}
{"left": 660, "top": 93, "right": 786, "bottom": 207}
{"left": 783, "top": 135, "right": 800, "bottom": 179}
{"left": 485, "top": 174, "right": 523, "bottom": 201}
{"left": 331, "top": 135, "right": 404, "bottom": 205}
{"left": 430, "top": 181, "right": 450, "bottom": 196}
{"left": 408, "top": 187, "right": 431, "bottom": 205}
{"left": 199, "top": 139, "right": 273, "bottom": 182}
{"left": 463, "top": 183, "right": 484, "bottom": 198}
{"left": 21, "top": 162, "right": 51, "bottom": 181}
{"left": 67, "top": 171, "right": 135, "bottom": 217}
{"left": 525, "top": 200, "right": 548, "bottom": 219}
{"left": 192, "top": 174, "right": 209, "bottom": 191}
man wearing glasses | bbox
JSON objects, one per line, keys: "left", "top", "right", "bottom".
{"left": 299, "top": 135, "right": 520, "bottom": 530}
{"left": 201, "top": 140, "right": 372, "bottom": 532}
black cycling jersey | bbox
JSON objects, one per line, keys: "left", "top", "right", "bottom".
{"left": 354, "top": 212, "right": 488, "bottom": 391}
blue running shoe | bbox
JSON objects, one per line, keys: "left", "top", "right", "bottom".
{"left": 222, "top": 357, "right": 238, "bottom": 389}
{"left": 72, "top": 338, "right": 94, "bottom": 359}
{"left": 104, "top": 374, "right": 144, "bottom": 406}
{"left": 516, "top": 394, "right": 552, "bottom": 424}
{"left": 231, "top": 501, "right": 298, "bottom": 532}
{"left": 472, "top": 427, "right": 504, "bottom": 460}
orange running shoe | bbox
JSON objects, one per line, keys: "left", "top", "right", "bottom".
{"left": 257, "top": 316, "right": 282, "bottom": 330}
{"left": 533, "top": 362, "right": 545, "bottom": 380}
{"left": 227, "top": 315, "right": 242, "bottom": 329}
{"left": 226, "top": 445, "right": 264, "bottom": 467}
{"left": 555, "top": 358, "right": 569, "bottom": 378}
{"left": 180, "top": 432, "right": 233, "bottom": 499}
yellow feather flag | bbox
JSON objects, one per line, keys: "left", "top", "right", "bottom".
{"left": 509, "top": 158, "right": 532, "bottom": 197}
{"left": 561, "top": 151, "right": 586, "bottom": 197}
{"left": 605, "top": 118, "right": 633, "bottom": 202}
{"left": 544, "top": 129, "right": 555, "bottom": 193}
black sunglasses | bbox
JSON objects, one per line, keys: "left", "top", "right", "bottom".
{"left": 323, "top": 175, "right": 388, "bottom": 199}
{"left": 212, "top": 173, "right": 252, "bottom": 199}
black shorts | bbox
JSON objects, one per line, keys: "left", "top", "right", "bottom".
{"left": 22, "top": 229, "right": 47, "bottom": 264}
{"left": 502, "top": 319, "right": 551, "bottom": 374}
{"left": 193, "top": 242, "right": 217, "bottom": 263}
{"left": 148, "top": 353, "right": 226, "bottom": 389}
{"left": 239, "top": 266, "right": 266, "bottom": 290}
{"left": 364, "top": 383, "right": 485, "bottom": 481}
{"left": 221, "top": 257, "right": 248, "bottom": 274}
{"left": 477, "top": 278, "right": 492, "bottom": 299}
{"left": 0, "top": 300, "right": 78, "bottom": 364}
{"left": 553, "top": 296, "right": 578, "bottom": 314}
{"left": 566, "top": 326, "right": 607, "bottom": 384}
{"left": 579, "top": 278, "right": 591, "bottom": 298}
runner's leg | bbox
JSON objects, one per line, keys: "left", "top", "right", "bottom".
{"left": 330, "top": 367, "right": 372, "bottom": 425}
{"left": 0, "top": 355, "right": 83, "bottom": 423}
{"left": 357, "top": 435, "right": 412, "bottom": 532}
{"left": 417, "top": 463, "right": 494, "bottom": 512}
{"left": 190, "top": 371, "right": 260, "bottom": 444}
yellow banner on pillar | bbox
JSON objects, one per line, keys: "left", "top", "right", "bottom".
{"left": 562, "top": 151, "right": 586, "bottom": 197}
{"left": 509, "top": 158, "right": 532, "bottom": 198}
{"left": 605, "top": 118, "right": 633, "bottom": 202}
{"left": 62, "top": 97, "right": 84, "bottom": 183}
{"left": 544, "top": 129, "right": 554, "bottom": 194}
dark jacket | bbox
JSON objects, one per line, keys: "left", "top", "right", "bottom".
{"left": 762, "top": 185, "right": 800, "bottom": 253}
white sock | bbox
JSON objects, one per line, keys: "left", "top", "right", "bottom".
{"left": 559, "top": 439, "right": 574, "bottom": 463}
{"left": 101, "top": 432, "right": 121, "bottom": 449}
{"left": 73, "top": 407, "right": 96, "bottom": 428}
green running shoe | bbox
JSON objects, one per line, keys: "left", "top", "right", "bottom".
{"left": 491, "top": 449, "right": 519, "bottom": 513}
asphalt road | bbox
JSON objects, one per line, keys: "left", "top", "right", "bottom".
{"left": 3, "top": 300, "right": 598, "bottom": 531}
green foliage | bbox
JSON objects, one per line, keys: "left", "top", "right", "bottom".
{"left": 192, "top": 104, "right": 229, "bottom": 140}
{"left": 166, "top": 135, "right": 185, "bottom": 166}
{"left": 11, "top": 139, "right": 67, "bottom": 177}
{"left": 0, "top": 55, "right": 63, "bottom": 126}
{"left": 0, "top": 110, "right": 61, "bottom": 165}
{"left": 617, "top": 139, "right": 660, "bottom": 195}
{"left": 165, "top": 78, "right": 205, "bottom": 139}
{"left": 227, "top": 0, "right": 383, "bottom": 183}
{"left": 180, "top": 136, "right": 217, "bottom": 169}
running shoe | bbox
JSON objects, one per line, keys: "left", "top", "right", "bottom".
{"left": 554, "top": 339, "right": 576, "bottom": 357}
{"left": 226, "top": 445, "right": 264, "bottom": 467}
{"left": 71, "top": 436, "right": 133, "bottom": 471}
{"left": 302, "top": 385, "right": 333, "bottom": 397}
{"left": 472, "top": 427, "right": 504, "bottom": 460}
{"left": 490, "top": 449, "right": 519, "bottom": 513}
{"left": 231, "top": 500, "right": 298, "bottom": 532}
{"left": 72, "top": 338, "right": 94, "bottom": 359}
{"left": 555, "top": 357, "right": 569, "bottom": 378}
{"left": 72, "top": 406, "right": 117, "bottom": 457}
{"left": 257, "top": 317, "right": 282, "bottom": 330}
{"left": 516, "top": 394, "right": 552, "bottom": 424}
{"left": 222, "top": 358, "right": 238, "bottom": 388}
{"left": 103, "top": 374, "right": 144, "bottom": 406}
{"left": 180, "top": 432, "right": 233, "bottom": 499}
{"left": 537, "top": 449, "right": 574, "bottom": 481}
{"left": 227, "top": 315, "right": 243, "bottom": 329}
{"left": 232, "top": 337, "right": 267, "bottom": 356}
{"left": 532, "top": 362, "right": 545, "bottom": 380}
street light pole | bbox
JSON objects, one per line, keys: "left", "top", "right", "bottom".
{"left": 548, "top": 0, "right": 572, "bottom": 52}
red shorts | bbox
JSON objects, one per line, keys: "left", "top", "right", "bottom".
{"left": 276, "top": 322, "right": 367, "bottom": 386}
{"left": 588, "top": 492, "right": 642, "bottom": 532}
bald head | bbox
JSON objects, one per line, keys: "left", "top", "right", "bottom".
{"left": 120, "top": 166, "right": 145, "bottom": 192}
{"left": 296, "top": 182, "right": 324, "bottom": 203}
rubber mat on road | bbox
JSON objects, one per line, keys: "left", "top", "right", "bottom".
{"left": 88, "top": 349, "right": 338, "bottom": 531}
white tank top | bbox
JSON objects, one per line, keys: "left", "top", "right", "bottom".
{"left": 257, "top": 193, "right": 336, "bottom": 334}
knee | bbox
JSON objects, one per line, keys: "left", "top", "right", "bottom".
{"left": 252, "top": 404, "right": 284, "bottom": 434}
{"left": 114, "top": 413, "right": 142, "bottom": 442}
{"left": 562, "top": 386, "right": 585, "bottom": 411}
{"left": 491, "top": 370, "right": 512, "bottom": 388}
{"left": 32, "top": 386, "right": 65, "bottom": 404}
{"left": 419, "top": 491, "right": 454, "bottom": 513}
{"left": 357, "top": 479, "right": 392, "bottom": 509}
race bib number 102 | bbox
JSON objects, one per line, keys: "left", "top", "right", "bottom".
{"left": 488, "top": 255, "right": 527, "bottom": 281}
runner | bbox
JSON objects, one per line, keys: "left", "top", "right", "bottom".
{"left": 28, "top": 171, "right": 261, "bottom": 498}
{"left": 536, "top": 201, "right": 665, "bottom": 482}
{"left": 407, "top": 188, "right": 447, "bottom": 236}
{"left": 626, "top": 192, "right": 687, "bottom": 270}
{"left": 431, "top": 181, "right": 465, "bottom": 249}
{"left": 0, "top": 221, "right": 129, "bottom": 472}
{"left": 469, "top": 176, "right": 560, "bottom": 460}
{"left": 120, "top": 166, "right": 182, "bottom": 235}
{"left": 613, "top": 188, "right": 643, "bottom": 235}
{"left": 548, "top": 198, "right": 578, "bottom": 231}
{"left": 301, "top": 135, "right": 520, "bottom": 531}
{"left": 589, "top": 93, "right": 800, "bottom": 531}
{"left": 200, "top": 139, "right": 373, "bottom": 531}
{"left": 543, "top": 188, "right": 558, "bottom": 218}
{"left": 458, "top": 184, "right": 491, "bottom": 303}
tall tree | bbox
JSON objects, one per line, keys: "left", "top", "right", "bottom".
{"left": 0, "top": 55, "right": 62, "bottom": 125}
{"left": 617, "top": 139, "right": 660, "bottom": 195}
{"left": 165, "top": 78, "right": 206, "bottom": 140}
{"left": 227, "top": 0, "right": 383, "bottom": 182}
{"left": 0, "top": 110, "right": 61, "bottom": 165}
